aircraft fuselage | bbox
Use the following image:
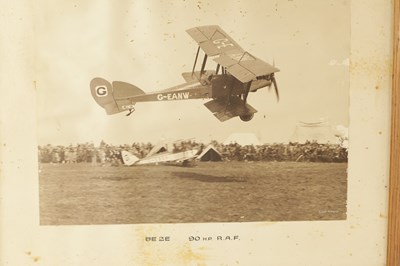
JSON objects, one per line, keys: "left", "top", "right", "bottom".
{"left": 130, "top": 84, "right": 211, "bottom": 102}
{"left": 128, "top": 71, "right": 271, "bottom": 103}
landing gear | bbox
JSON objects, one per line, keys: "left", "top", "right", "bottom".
{"left": 126, "top": 108, "right": 135, "bottom": 116}
{"left": 182, "top": 160, "right": 196, "bottom": 167}
{"left": 239, "top": 113, "right": 254, "bottom": 122}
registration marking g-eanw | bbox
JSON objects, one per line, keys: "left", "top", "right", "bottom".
{"left": 157, "top": 92, "right": 190, "bottom": 101}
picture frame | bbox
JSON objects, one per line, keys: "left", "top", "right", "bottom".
{"left": 0, "top": 1, "right": 398, "bottom": 265}
{"left": 387, "top": 1, "right": 400, "bottom": 265}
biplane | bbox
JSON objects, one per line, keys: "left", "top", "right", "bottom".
{"left": 90, "top": 25, "right": 279, "bottom": 122}
{"left": 121, "top": 140, "right": 199, "bottom": 166}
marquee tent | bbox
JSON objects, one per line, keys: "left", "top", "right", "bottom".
{"left": 223, "top": 133, "right": 261, "bottom": 146}
{"left": 290, "top": 121, "right": 339, "bottom": 144}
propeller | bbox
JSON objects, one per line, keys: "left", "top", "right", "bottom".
{"left": 266, "top": 73, "right": 279, "bottom": 102}
{"left": 267, "top": 58, "right": 279, "bottom": 101}
{"left": 271, "top": 74, "right": 279, "bottom": 101}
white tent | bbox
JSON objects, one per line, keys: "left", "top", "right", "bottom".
{"left": 223, "top": 133, "right": 261, "bottom": 146}
{"left": 197, "top": 145, "right": 222, "bottom": 161}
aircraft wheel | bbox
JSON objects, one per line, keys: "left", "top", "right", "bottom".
{"left": 239, "top": 114, "right": 254, "bottom": 122}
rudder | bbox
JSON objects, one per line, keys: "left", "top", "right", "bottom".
{"left": 90, "top": 77, "right": 145, "bottom": 115}
{"left": 121, "top": 150, "right": 140, "bottom": 166}
{"left": 90, "top": 77, "right": 119, "bottom": 115}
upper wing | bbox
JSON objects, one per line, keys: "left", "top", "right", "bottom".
{"left": 186, "top": 25, "right": 244, "bottom": 56}
{"left": 214, "top": 52, "right": 279, "bottom": 83}
{"left": 186, "top": 25, "right": 280, "bottom": 83}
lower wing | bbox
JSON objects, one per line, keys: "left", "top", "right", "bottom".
{"left": 204, "top": 97, "right": 257, "bottom": 122}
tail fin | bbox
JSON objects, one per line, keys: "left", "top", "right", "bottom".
{"left": 90, "top": 77, "right": 145, "bottom": 115}
{"left": 121, "top": 150, "right": 140, "bottom": 166}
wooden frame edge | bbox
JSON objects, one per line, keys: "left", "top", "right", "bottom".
{"left": 387, "top": 1, "right": 400, "bottom": 265}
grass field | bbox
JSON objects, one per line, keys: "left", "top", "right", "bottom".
{"left": 39, "top": 161, "right": 347, "bottom": 225}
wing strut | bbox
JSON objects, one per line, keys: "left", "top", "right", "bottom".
{"left": 243, "top": 81, "right": 252, "bottom": 104}
{"left": 191, "top": 46, "right": 201, "bottom": 77}
{"left": 215, "top": 64, "right": 220, "bottom": 75}
{"left": 200, "top": 54, "right": 208, "bottom": 78}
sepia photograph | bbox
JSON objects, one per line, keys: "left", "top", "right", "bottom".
{"left": 2, "top": 0, "right": 396, "bottom": 265}
{"left": 35, "top": 1, "right": 350, "bottom": 225}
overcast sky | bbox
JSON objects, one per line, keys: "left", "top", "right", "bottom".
{"left": 35, "top": 0, "right": 349, "bottom": 146}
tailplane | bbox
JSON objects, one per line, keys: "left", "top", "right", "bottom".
{"left": 90, "top": 77, "right": 145, "bottom": 115}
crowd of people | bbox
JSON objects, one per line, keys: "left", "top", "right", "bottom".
{"left": 38, "top": 140, "right": 348, "bottom": 164}
{"left": 215, "top": 141, "right": 347, "bottom": 162}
